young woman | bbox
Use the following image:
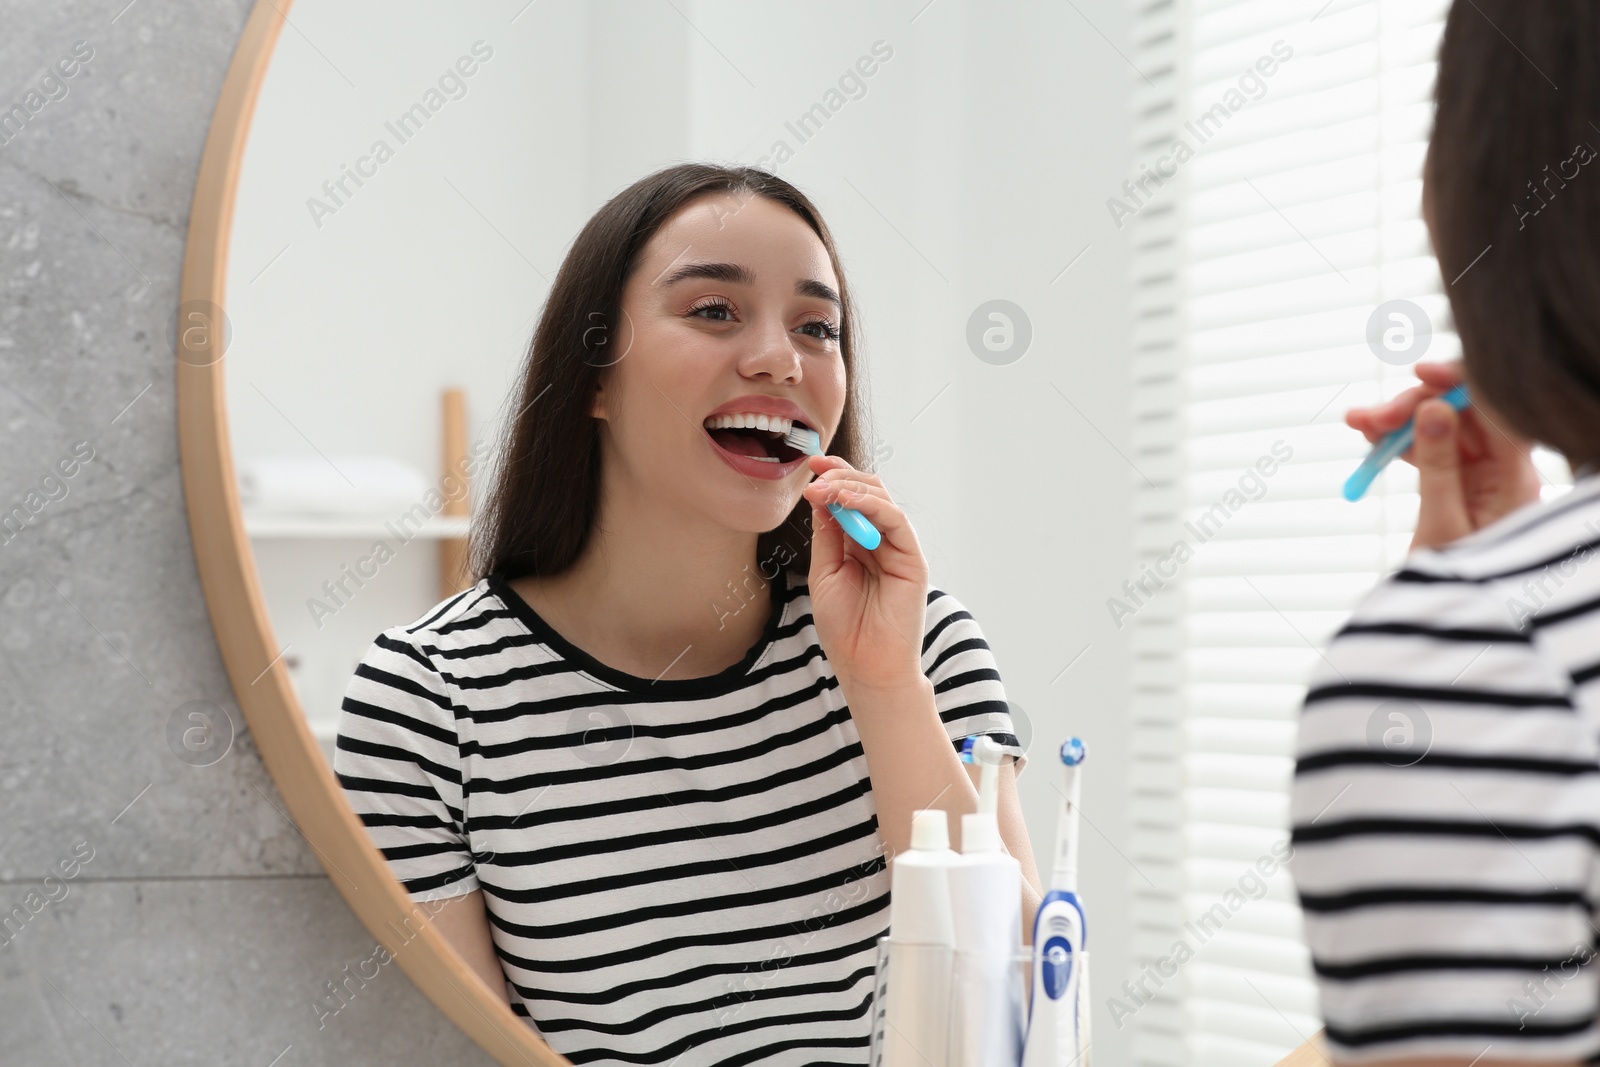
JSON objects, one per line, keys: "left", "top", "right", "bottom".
{"left": 1289, "top": 4, "right": 1600, "bottom": 1065}
{"left": 335, "top": 163, "right": 1042, "bottom": 1063}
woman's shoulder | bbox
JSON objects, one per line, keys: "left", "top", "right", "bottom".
{"left": 1298, "top": 482, "right": 1600, "bottom": 745}
{"left": 1328, "top": 475, "right": 1600, "bottom": 640}
{"left": 347, "top": 577, "right": 517, "bottom": 699}
{"left": 378, "top": 574, "right": 530, "bottom": 657}
{"left": 1396, "top": 473, "right": 1600, "bottom": 586}
{"left": 397, "top": 575, "right": 500, "bottom": 635}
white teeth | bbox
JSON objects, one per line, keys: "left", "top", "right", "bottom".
{"left": 703, "top": 412, "right": 794, "bottom": 435}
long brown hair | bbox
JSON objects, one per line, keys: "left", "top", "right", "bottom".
{"left": 470, "top": 163, "right": 873, "bottom": 583}
{"left": 1430, "top": 1, "right": 1600, "bottom": 469}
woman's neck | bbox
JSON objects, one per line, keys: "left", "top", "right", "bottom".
{"left": 510, "top": 517, "right": 779, "bottom": 682}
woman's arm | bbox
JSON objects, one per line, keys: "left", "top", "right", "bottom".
{"left": 848, "top": 677, "right": 1044, "bottom": 942}
{"left": 801, "top": 454, "right": 1044, "bottom": 942}
{"left": 431, "top": 889, "right": 511, "bottom": 1007}
{"left": 338, "top": 629, "right": 507, "bottom": 999}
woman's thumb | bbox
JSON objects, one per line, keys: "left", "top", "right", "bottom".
{"left": 1410, "top": 398, "right": 1472, "bottom": 550}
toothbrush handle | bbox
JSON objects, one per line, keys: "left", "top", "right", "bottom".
{"left": 786, "top": 426, "right": 882, "bottom": 550}
{"left": 1342, "top": 383, "right": 1471, "bottom": 502}
{"left": 1343, "top": 426, "right": 1415, "bottom": 501}
{"left": 827, "top": 502, "right": 882, "bottom": 551}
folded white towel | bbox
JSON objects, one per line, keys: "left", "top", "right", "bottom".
{"left": 237, "top": 455, "right": 432, "bottom": 517}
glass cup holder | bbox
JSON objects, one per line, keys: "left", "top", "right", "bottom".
{"left": 865, "top": 935, "right": 1091, "bottom": 1066}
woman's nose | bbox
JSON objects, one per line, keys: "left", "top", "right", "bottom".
{"left": 740, "top": 319, "right": 804, "bottom": 381}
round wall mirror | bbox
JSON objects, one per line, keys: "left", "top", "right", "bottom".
{"left": 178, "top": 1, "right": 1326, "bottom": 1063}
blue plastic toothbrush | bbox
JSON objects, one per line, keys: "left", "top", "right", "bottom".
{"left": 1342, "top": 383, "right": 1472, "bottom": 502}
{"left": 782, "top": 425, "right": 883, "bottom": 551}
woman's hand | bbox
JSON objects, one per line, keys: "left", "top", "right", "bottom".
{"left": 1346, "top": 361, "right": 1542, "bottom": 551}
{"left": 801, "top": 455, "right": 929, "bottom": 696}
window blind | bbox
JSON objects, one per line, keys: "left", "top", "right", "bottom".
{"left": 1120, "top": 2, "right": 1574, "bottom": 1064}
{"left": 1125, "top": 1, "right": 1190, "bottom": 1063}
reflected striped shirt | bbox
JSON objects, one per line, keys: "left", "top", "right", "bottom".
{"left": 334, "top": 566, "right": 1024, "bottom": 1066}
{"left": 1290, "top": 472, "right": 1600, "bottom": 1062}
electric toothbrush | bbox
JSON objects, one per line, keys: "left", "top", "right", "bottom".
{"left": 960, "top": 734, "right": 1006, "bottom": 816}
{"left": 1022, "top": 738, "right": 1089, "bottom": 1067}
{"left": 1342, "top": 383, "right": 1471, "bottom": 501}
{"left": 782, "top": 425, "right": 882, "bottom": 550}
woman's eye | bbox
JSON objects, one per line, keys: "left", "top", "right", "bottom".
{"left": 688, "top": 299, "right": 734, "bottom": 322}
{"left": 800, "top": 319, "right": 841, "bottom": 342}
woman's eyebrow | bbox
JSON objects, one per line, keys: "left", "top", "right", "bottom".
{"left": 658, "top": 261, "right": 841, "bottom": 309}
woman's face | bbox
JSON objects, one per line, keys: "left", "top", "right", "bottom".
{"left": 595, "top": 191, "right": 849, "bottom": 537}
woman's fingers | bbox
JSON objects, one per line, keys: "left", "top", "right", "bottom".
{"left": 1455, "top": 407, "right": 1493, "bottom": 462}
{"left": 805, "top": 454, "right": 854, "bottom": 476}
{"left": 807, "top": 481, "right": 862, "bottom": 509}
{"left": 803, "top": 477, "right": 893, "bottom": 524}
{"left": 1414, "top": 361, "right": 1464, "bottom": 389}
{"left": 807, "top": 480, "right": 913, "bottom": 548}
{"left": 1409, "top": 398, "right": 1474, "bottom": 550}
{"left": 804, "top": 457, "right": 894, "bottom": 509}
{"left": 1343, "top": 362, "right": 1467, "bottom": 445}
{"left": 1346, "top": 382, "right": 1435, "bottom": 441}
{"left": 801, "top": 467, "right": 920, "bottom": 561}
{"left": 805, "top": 454, "right": 884, "bottom": 488}
{"left": 805, "top": 476, "right": 887, "bottom": 506}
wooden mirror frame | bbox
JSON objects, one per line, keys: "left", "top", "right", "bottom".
{"left": 176, "top": 5, "right": 1329, "bottom": 1064}
{"left": 175, "top": 3, "right": 562, "bottom": 1064}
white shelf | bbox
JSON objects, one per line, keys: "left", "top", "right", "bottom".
{"left": 244, "top": 513, "right": 471, "bottom": 539}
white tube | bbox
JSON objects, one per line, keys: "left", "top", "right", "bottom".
{"left": 950, "top": 810, "right": 1023, "bottom": 1067}
{"left": 882, "top": 809, "right": 958, "bottom": 1067}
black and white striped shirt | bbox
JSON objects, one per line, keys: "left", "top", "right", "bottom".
{"left": 1291, "top": 472, "right": 1600, "bottom": 1062}
{"left": 334, "top": 567, "right": 1024, "bottom": 1065}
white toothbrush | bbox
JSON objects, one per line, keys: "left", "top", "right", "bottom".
{"left": 782, "top": 425, "right": 882, "bottom": 551}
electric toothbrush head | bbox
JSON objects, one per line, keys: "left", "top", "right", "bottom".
{"left": 1055, "top": 738, "right": 1086, "bottom": 894}
{"left": 960, "top": 735, "right": 1006, "bottom": 820}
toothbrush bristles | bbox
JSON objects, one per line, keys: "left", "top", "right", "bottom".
{"left": 783, "top": 425, "right": 822, "bottom": 456}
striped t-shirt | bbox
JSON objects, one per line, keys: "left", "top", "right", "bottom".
{"left": 334, "top": 566, "right": 1025, "bottom": 1065}
{"left": 1290, "top": 472, "right": 1600, "bottom": 1062}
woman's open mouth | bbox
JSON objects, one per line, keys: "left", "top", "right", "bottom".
{"left": 702, "top": 413, "right": 810, "bottom": 481}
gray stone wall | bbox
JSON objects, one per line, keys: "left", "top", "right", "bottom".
{"left": 0, "top": 3, "right": 496, "bottom": 1062}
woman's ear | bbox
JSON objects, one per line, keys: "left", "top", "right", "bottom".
{"left": 589, "top": 368, "right": 611, "bottom": 421}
